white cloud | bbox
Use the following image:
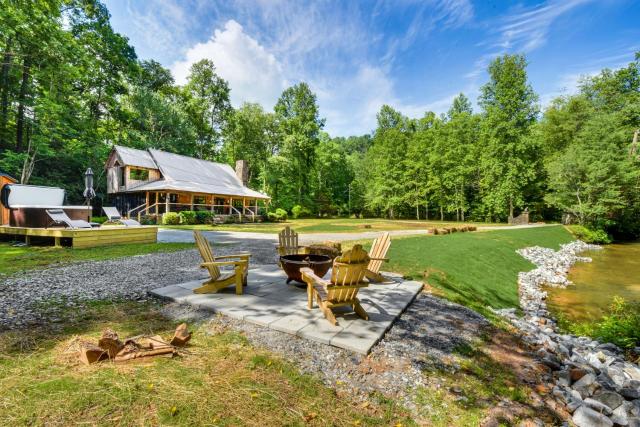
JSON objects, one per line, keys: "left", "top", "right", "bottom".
{"left": 171, "top": 20, "right": 287, "bottom": 109}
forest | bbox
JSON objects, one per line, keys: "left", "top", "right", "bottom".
{"left": 1, "top": 0, "right": 639, "bottom": 238}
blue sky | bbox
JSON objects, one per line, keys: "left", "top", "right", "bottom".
{"left": 104, "top": 0, "right": 640, "bottom": 136}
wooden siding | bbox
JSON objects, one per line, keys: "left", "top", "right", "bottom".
{"left": 1, "top": 174, "right": 17, "bottom": 225}
{"left": 106, "top": 163, "right": 161, "bottom": 194}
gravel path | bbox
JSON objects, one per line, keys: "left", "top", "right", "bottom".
{"left": 0, "top": 240, "right": 276, "bottom": 330}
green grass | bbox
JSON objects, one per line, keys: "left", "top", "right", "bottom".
{"left": 163, "top": 218, "right": 506, "bottom": 234}
{"left": 0, "top": 301, "right": 414, "bottom": 426}
{"left": 383, "top": 226, "right": 574, "bottom": 316}
{"left": 0, "top": 242, "right": 194, "bottom": 276}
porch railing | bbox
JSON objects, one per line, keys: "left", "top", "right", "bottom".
{"left": 128, "top": 202, "right": 265, "bottom": 222}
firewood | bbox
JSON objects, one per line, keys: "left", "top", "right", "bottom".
{"left": 79, "top": 341, "right": 106, "bottom": 365}
{"left": 170, "top": 323, "right": 191, "bottom": 347}
{"left": 147, "top": 335, "right": 173, "bottom": 350}
{"left": 98, "top": 328, "right": 124, "bottom": 359}
{"left": 114, "top": 347, "right": 175, "bottom": 362}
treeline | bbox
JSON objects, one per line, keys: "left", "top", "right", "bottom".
{"left": 1, "top": 1, "right": 639, "bottom": 237}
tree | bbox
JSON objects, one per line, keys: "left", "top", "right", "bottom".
{"left": 181, "top": 59, "right": 232, "bottom": 159}
{"left": 478, "top": 54, "right": 540, "bottom": 220}
{"left": 274, "top": 82, "right": 324, "bottom": 206}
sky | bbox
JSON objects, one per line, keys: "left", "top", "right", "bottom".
{"left": 103, "top": 0, "right": 640, "bottom": 137}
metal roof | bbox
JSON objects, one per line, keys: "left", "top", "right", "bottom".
{"left": 112, "top": 146, "right": 270, "bottom": 200}
{"left": 113, "top": 145, "right": 157, "bottom": 169}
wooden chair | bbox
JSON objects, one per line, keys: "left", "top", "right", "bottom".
{"left": 192, "top": 230, "right": 250, "bottom": 295}
{"left": 301, "top": 245, "right": 370, "bottom": 326}
{"left": 277, "top": 226, "right": 305, "bottom": 256}
{"left": 366, "top": 232, "right": 391, "bottom": 282}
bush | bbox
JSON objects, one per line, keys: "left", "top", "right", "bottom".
{"left": 178, "top": 210, "right": 197, "bottom": 225}
{"left": 291, "top": 205, "right": 313, "bottom": 219}
{"left": 266, "top": 212, "right": 278, "bottom": 222}
{"left": 162, "top": 212, "right": 181, "bottom": 225}
{"left": 140, "top": 214, "right": 157, "bottom": 225}
{"left": 195, "top": 210, "right": 213, "bottom": 224}
{"left": 567, "top": 225, "right": 612, "bottom": 244}
{"left": 224, "top": 215, "right": 236, "bottom": 224}
{"left": 275, "top": 208, "right": 288, "bottom": 221}
{"left": 91, "top": 216, "right": 108, "bottom": 224}
{"left": 568, "top": 297, "right": 640, "bottom": 350}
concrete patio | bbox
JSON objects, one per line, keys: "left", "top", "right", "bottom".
{"left": 150, "top": 265, "right": 423, "bottom": 354}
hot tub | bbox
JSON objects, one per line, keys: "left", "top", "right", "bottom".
{"left": 9, "top": 205, "right": 92, "bottom": 227}
{"left": 1, "top": 184, "right": 92, "bottom": 227}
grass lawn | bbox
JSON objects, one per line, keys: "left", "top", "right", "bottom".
{"left": 0, "top": 241, "right": 194, "bottom": 276}
{"left": 381, "top": 225, "right": 574, "bottom": 316}
{"left": 0, "top": 301, "right": 413, "bottom": 426}
{"left": 163, "top": 218, "right": 506, "bottom": 234}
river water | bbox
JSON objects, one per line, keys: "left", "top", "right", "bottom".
{"left": 547, "top": 242, "right": 640, "bottom": 322}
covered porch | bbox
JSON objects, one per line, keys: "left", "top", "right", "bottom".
{"left": 127, "top": 191, "right": 270, "bottom": 222}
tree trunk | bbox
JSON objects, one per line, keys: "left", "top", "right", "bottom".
{"left": 509, "top": 197, "right": 514, "bottom": 219}
{"left": 0, "top": 38, "right": 12, "bottom": 148}
{"left": 440, "top": 206, "right": 444, "bottom": 221}
{"left": 15, "top": 57, "right": 30, "bottom": 152}
{"left": 425, "top": 199, "right": 429, "bottom": 220}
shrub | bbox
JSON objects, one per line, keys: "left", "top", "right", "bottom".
{"left": 275, "top": 208, "right": 288, "bottom": 221}
{"left": 178, "top": 210, "right": 197, "bottom": 225}
{"left": 140, "top": 214, "right": 157, "bottom": 225}
{"left": 266, "top": 212, "right": 278, "bottom": 222}
{"left": 291, "top": 205, "right": 313, "bottom": 219}
{"left": 568, "top": 297, "right": 640, "bottom": 350}
{"left": 567, "top": 225, "right": 612, "bottom": 244}
{"left": 195, "top": 210, "right": 213, "bottom": 224}
{"left": 91, "top": 216, "right": 108, "bottom": 224}
{"left": 224, "top": 215, "right": 236, "bottom": 224}
{"left": 162, "top": 212, "right": 181, "bottom": 225}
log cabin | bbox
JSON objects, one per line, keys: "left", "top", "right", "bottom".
{"left": 105, "top": 146, "right": 270, "bottom": 221}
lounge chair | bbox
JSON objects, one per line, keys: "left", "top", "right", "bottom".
{"left": 301, "top": 244, "right": 370, "bottom": 325}
{"left": 46, "top": 209, "right": 93, "bottom": 229}
{"left": 276, "top": 226, "right": 305, "bottom": 256}
{"left": 192, "top": 230, "right": 250, "bottom": 295}
{"left": 102, "top": 206, "right": 141, "bottom": 226}
{"left": 366, "top": 232, "right": 391, "bottom": 282}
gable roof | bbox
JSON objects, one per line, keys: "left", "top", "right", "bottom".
{"left": 113, "top": 145, "right": 157, "bottom": 169}
{"left": 0, "top": 169, "right": 16, "bottom": 181}
{"left": 109, "top": 146, "right": 269, "bottom": 200}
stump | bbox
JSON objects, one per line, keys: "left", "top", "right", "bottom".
{"left": 98, "top": 329, "right": 124, "bottom": 359}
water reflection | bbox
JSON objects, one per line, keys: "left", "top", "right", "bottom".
{"left": 547, "top": 243, "right": 640, "bottom": 322}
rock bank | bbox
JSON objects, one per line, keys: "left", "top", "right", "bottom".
{"left": 495, "top": 240, "right": 640, "bottom": 427}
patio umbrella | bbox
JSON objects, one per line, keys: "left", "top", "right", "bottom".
{"left": 83, "top": 168, "right": 96, "bottom": 206}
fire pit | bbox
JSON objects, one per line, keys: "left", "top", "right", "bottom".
{"left": 280, "top": 254, "right": 332, "bottom": 285}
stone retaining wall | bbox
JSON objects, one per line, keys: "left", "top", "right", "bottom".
{"left": 494, "top": 241, "right": 640, "bottom": 427}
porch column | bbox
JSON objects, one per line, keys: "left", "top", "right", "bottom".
{"left": 165, "top": 192, "right": 170, "bottom": 213}
{"left": 154, "top": 192, "right": 159, "bottom": 215}
{"left": 190, "top": 194, "right": 194, "bottom": 211}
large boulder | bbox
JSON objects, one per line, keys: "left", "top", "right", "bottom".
{"left": 572, "top": 405, "right": 613, "bottom": 427}
{"left": 592, "top": 391, "right": 624, "bottom": 410}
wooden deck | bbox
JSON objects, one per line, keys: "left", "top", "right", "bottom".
{"left": 0, "top": 225, "right": 158, "bottom": 248}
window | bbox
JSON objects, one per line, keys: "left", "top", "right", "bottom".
{"left": 193, "top": 196, "right": 207, "bottom": 205}
{"left": 118, "top": 167, "right": 125, "bottom": 187}
{"left": 129, "top": 168, "right": 149, "bottom": 181}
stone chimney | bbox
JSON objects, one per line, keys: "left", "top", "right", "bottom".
{"left": 235, "top": 160, "right": 248, "bottom": 186}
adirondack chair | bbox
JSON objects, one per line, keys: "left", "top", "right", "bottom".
{"left": 276, "top": 226, "right": 305, "bottom": 256}
{"left": 366, "top": 232, "right": 391, "bottom": 282}
{"left": 301, "top": 245, "right": 370, "bottom": 326}
{"left": 192, "top": 230, "right": 250, "bottom": 295}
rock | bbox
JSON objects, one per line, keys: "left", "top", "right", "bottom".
{"left": 571, "top": 368, "right": 588, "bottom": 382}
{"left": 592, "top": 391, "right": 624, "bottom": 410}
{"left": 574, "top": 373, "right": 599, "bottom": 398}
{"left": 611, "top": 402, "right": 635, "bottom": 426}
{"left": 572, "top": 405, "right": 613, "bottom": 427}
{"left": 567, "top": 399, "right": 583, "bottom": 413}
{"left": 606, "top": 366, "right": 628, "bottom": 388}
{"left": 628, "top": 418, "right": 640, "bottom": 427}
{"left": 598, "top": 343, "right": 621, "bottom": 354}
{"left": 597, "top": 372, "right": 619, "bottom": 392}
{"left": 543, "top": 356, "right": 563, "bottom": 371}
{"left": 622, "top": 385, "right": 640, "bottom": 400}
{"left": 583, "top": 398, "right": 613, "bottom": 415}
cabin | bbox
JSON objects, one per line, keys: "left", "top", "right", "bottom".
{"left": 105, "top": 146, "right": 270, "bottom": 221}
{"left": 0, "top": 170, "right": 17, "bottom": 225}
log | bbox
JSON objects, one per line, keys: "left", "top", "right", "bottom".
{"left": 170, "top": 324, "right": 191, "bottom": 347}
{"left": 79, "top": 341, "right": 106, "bottom": 365}
{"left": 99, "top": 328, "right": 124, "bottom": 359}
{"left": 114, "top": 347, "right": 175, "bottom": 362}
